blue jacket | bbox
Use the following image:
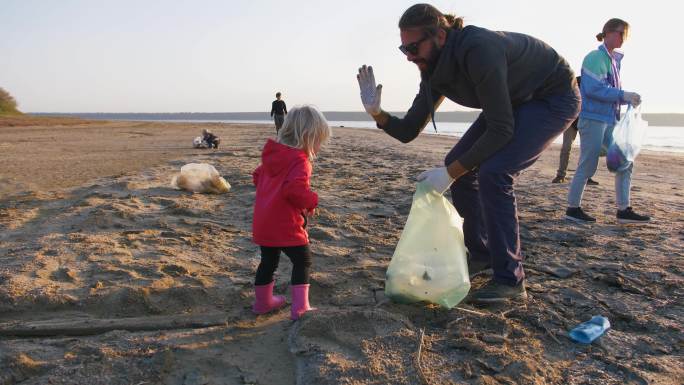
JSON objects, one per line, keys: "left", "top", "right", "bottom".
{"left": 579, "top": 44, "right": 629, "bottom": 124}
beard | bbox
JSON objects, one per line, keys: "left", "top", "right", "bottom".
{"left": 413, "top": 41, "right": 442, "bottom": 75}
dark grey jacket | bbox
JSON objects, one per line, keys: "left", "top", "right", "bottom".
{"left": 381, "top": 25, "right": 575, "bottom": 169}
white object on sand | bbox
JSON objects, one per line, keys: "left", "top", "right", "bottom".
{"left": 171, "top": 163, "right": 231, "bottom": 194}
{"left": 192, "top": 136, "right": 206, "bottom": 148}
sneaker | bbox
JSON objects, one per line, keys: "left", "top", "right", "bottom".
{"left": 565, "top": 207, "right": 596, "bottom": 223}
{"left": 552, "top": 175, "right": 566, "bottom": 183}
{"left": 617, "top": 207, "right": 651, "bottom": 224}
{"left": 466, "top": 279, "right": 527, "bottom": 304}
{"left": 587, "top": 178, "right": 599, "bottom": 186}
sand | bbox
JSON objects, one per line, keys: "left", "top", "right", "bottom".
{"left": 0, "top": 117, "right": 682, "bottom": 384}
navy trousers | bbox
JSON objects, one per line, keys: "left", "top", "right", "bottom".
{"left": 445, "top": 88, "right": 580, "bottom": 286}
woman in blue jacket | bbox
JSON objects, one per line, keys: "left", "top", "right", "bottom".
{"left": 565, "top": 18, "right": 650, "bottom": 224}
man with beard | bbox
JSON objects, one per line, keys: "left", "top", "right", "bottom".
{"left": 356, "top": 3, "right": 579, "bottom": 305}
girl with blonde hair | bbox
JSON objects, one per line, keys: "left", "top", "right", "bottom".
{"left": 251, "top": 105, "right": 331, "bottom": 320}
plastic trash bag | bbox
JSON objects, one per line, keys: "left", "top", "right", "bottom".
{"left": 607, "top": 105, "right": 648, "bottom": 172}
{"left": 171, "top": 163, "right": 231, "bottom": 194}
{"left": 385, "top": 181, "right": 470, "bottom": 308}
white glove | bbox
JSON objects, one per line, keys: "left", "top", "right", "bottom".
{"left": 417, "top": 167, "right": 454, "bottom": 194}
{"left": 357, "top": 65, "right": 383, "bottom": 116}
{"left": 623, "top": 91, "right": 641, "bottom": 106}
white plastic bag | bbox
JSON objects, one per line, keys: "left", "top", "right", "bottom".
{"left": 171, "top": 163, "right": 231, "bottom": 194}
{"left": 607, "top": 105, "right": 648, "bottom": 172}
{"left": 385, "top": 182, "right": 470, "bottom": 308}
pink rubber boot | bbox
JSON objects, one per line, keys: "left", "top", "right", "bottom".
{"left": 252, "top": 281, "right": 286, "bottom": 315}
{"left": 290, "top": 284, "right": 316, "bottom": 320}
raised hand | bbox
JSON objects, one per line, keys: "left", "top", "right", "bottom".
{"left": 357, "top": 65, "right": 383, "bottom": 116}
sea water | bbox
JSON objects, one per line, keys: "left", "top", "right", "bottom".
{"left": 140, "top": 118, "right": 684, "bottom": 154}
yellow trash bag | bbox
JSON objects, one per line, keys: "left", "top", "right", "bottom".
{"left": 385, "top": 182, "right": 470, "bottom": 308}
{"left": 171, "top": 163, "right": 231, "bottom": 194}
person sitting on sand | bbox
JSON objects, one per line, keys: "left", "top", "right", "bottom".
{"left": 202, "top": 128, "right": 220, "bottom": 149}
{"left": 251, "top": 105, "right": 332, "bottom": 320}
{"left": 565, "top": 18, "right": 650, "bottom": 224}
{"left": 356, "top": 3, "right": 580, "bottom": 304}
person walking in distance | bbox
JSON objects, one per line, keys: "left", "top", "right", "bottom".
{"left": 271, "top": 92, "right": 288, "bottom": 133}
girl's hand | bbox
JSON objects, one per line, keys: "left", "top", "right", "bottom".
{"left": 306, "top": 208, "right": 319, "bottom": 217}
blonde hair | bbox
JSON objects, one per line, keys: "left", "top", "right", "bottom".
{"left": 277, "top": 105, "right": 331, "bottom": 159}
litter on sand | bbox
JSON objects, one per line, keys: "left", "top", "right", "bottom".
{"left": 568, "top": 315, "right": 611, "bottom": 344}
{"left": 171, "top": 163, "right": 231, "bottom": 194}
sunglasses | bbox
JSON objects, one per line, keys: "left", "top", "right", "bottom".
{"left": 398, "top": 35, "right": 429, "bottom": 55}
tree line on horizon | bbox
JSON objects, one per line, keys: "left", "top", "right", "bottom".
{"left": 0, "top": 87, "right": 21, "bottom": 115}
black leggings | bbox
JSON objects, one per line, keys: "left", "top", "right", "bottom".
{"left": 255, "top": 245, "right": 312, "bottom": 285}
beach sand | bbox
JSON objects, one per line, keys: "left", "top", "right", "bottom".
{"left": 1, "top": 117, "right": 682, "bottom": 384}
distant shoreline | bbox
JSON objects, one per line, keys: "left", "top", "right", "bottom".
{"left": 29, "top": 111, "right": 481, "bottom": 123}
{"left": 29, "top": 111, "right": 684, "bottom": 127}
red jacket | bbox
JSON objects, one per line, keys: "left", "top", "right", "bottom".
{"left": 252, "top": 139, "right": 318, "bottom": 247}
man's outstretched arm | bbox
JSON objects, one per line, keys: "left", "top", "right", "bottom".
{"left": 357, "top": 64, "right": 439, "bottom": 143}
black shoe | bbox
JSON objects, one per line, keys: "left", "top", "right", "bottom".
{"left": 617, "top": 207, "right": 651, "bottom": 224}
{"left": 552, "top": 175, "right": 566, "bottom": 183}
{"left": 565, "top": 207, "right": 596, "bottom": 223}
{"left": 587, "top": 178, "right": 599, "bottom": 186}
{"left": 466, "top": 279, "right": 527, "bottom": 304}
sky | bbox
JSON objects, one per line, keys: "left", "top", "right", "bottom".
{"left": 1, "top": 0, "right": 680, "bottom": 113}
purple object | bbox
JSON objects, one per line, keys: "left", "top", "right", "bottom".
{"left": 606, "top": 144, "right": 629, "bottom": 172}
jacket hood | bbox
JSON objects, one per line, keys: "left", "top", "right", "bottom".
{"left": 430, "top": 27, "right": 465, "bottom": 84}
{"left": 261, "top": 139, "right": 308, "bottom": 176}
{"left": 419, "top": 26, "right": 468, "bottom": 132}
